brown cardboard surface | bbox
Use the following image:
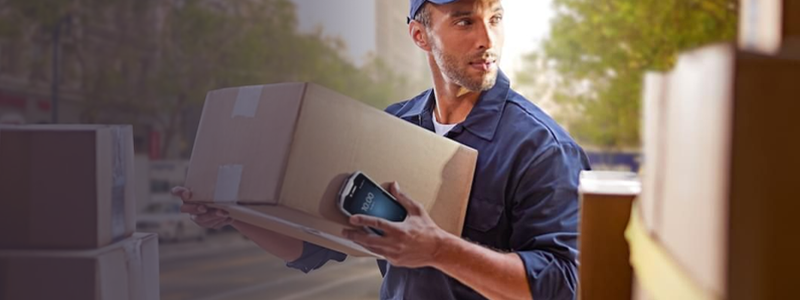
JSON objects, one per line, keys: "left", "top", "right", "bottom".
{"left": 185, "top": 83, "right": 477, "bottom": 255}
{"left": 0, "top": 232, "right": 159, "bottom": 300}
{"left": 280, "top": 84, "right": 476, "bottom": 234}
{"left": 185, "top": 84, "right": 303, "bottom": 204}
{"left": 727, "top": 50, "right": 800, "bottom": 300}
{"left": 0, "top": 125, "right": 136, "bottom": 249}
{"left": 639, "top": 44, "right": 800, "bottom": 298}
{"left": 577, "top": 171, "right": 638, "bottom": 300}
{"left": 739, "top": 0, "right": 800, "bottom": 56}
{"left": 659, "top": 44, "right": 733, "bottom": 296}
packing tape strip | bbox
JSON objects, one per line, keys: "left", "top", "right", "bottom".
{"left": 625, "top": 203, "right": 721, "bottom": 300}
{"left": 124, "top": 237, "right": 144, "bottom": 300}
{"left": 214, "top": 164, "right": 243, "bottom": 203}
{"left": 232, "top": 85, "right": 263, "bottom": 118}
{"left": 110, "top": 126, "right": 129, "bottom": 241}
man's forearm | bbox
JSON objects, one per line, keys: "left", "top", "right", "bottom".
{"left": 232, "top": 220, "right": 304, "bottom": 262}
{"left": 432, "top": 234, "right": 533, "bottom": 300}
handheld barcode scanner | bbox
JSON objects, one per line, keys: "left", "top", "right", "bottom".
{"left": 338, "top": 171, "right": 408, "bottom": 235}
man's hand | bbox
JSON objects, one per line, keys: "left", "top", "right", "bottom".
{"left": 171, "top": 186, "right": 233, "bottom": 230}
{"left": 342, "top": 182, "right": 452, "bottom": 268}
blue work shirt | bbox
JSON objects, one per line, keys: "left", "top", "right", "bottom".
{"left": 287, "top": 70, "right": 590, "bottom": 300}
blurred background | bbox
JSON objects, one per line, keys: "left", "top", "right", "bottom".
{"left": 0, "top": 0, "right": 736, "bottom": 299}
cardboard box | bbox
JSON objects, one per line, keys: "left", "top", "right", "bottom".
{"left": 658, "top": 43, "right": 734, "bottom": 297}
{"left": 639, "top": 44, "right": 800, "bottom": 299}
{"left": 725, "top": 46, "right": 800, "bottom": 300}
{"left": 639, "top": 72, "right": 669, "bottom": 234}
{"left": 739, "top": 0, "right": 800, "bottom": 56}
{"left": 0, "top": 125, "right": 136, "bottom": 249}
{"left": 0, "top": 232, "right": 160, "bottom": 300}
{"left": 577, "top": 171, "right": 640, "bottom": 300}
{"left": 185, "top": 83, "right": 478, "bottom": 256}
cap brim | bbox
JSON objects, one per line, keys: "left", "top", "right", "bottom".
{"left": 409, "top": 0, "right": 460, "bottom": 24}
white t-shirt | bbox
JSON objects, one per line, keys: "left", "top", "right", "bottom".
{"left": 432, "top": 110, "right": 458, "bottom": 136}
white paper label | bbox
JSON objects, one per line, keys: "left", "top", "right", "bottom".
{"left": 232, "top": 85, "right": 263, "bottom": 118}
{"left": 213, "top": 164, "right": 243, "bottom": 203}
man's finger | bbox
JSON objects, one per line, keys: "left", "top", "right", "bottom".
{"left": 389, "top": 182, "right": 423, "bottom": 216}
{"left": 192, "top": 212, "right": 222, "bottom": 224}
{"left": 349, "top": 215, "right": 401, "bottom": 236}
{"left": 171, "top": 186, "right": 192, "bottom": 201}
{"left": 171, "top": 186, "right": 185, "bottom": 196}
{"left": 195, "top": 217, "right": 224, "bottom": 229}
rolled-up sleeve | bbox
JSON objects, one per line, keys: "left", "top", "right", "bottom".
{"left": 285, "top": 241, "right": 347, "bottom": 273}
{"left": 511, "top": 142, "right": 588, "bottom": 300}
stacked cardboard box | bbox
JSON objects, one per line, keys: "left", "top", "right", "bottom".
{"left": 0, "top": 233, "right": 160, "bottom": 300}
{"left": 634, "top": 43, "right": 800, "bottom": 299}
{"left": 185, "top": 82, "right": 478, "bottom": 257}
{"left": 577, "top": 171, "right": 640, "bottom": 300}
{"left": 739, "top": 0, "right": 800, "bottom": 56}
{"left": 0, "top": 125, "right": 160, "bottom": 300}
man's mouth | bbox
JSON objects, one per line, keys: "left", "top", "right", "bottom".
{"left": 469, "top": 59, "right": 496, "bottom": 72}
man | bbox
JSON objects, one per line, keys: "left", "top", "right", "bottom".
{"left": 174, "top": 0, "right": 590, "bottom": 299}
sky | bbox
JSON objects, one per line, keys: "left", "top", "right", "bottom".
{"left": 290, "top": 0, "right": 555, "bottom": 82}
{"left": 291, "top": 0, "right": 377, "bottom": 65}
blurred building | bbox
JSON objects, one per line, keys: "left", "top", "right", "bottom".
{"left": 0, "top": 1, "right": 188, "bottom": 159}
{"left": 1, "top": 0, "right": 431, "bottom": 160}
{"left": 292, "top": 0, "right": 429, "bottom": 91}
{"left": 0, "top": 13, "right": 83, "bottom": 125}
{"left": 0, "top": 0, "right": 168, "bottom": 151}
{"left": 375, "top": 0, "right": 430, "bottom": 89}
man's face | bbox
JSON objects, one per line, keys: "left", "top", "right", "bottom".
{"left": 426, "top": 0, "right": 504, "bottom": 92}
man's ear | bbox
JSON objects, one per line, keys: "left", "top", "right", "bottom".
{"left": 409, "top": 21, "right": 432, "bottom": 52}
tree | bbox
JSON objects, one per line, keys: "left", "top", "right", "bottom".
{"left": 140, "top": 0, "right": 413, "bottom": 156}
{"left": 1, "top": 0, "right": 412, "bottom": 157}
{"left": 518, "top": 0, "right": 737, "bottom": 149}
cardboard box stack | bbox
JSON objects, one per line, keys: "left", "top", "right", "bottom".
{"left": 185, "top": 82, "right": 478, "bottom": 257}
{"left": 0, "top": 125, "right": 160, "bottom": 300}
{"left": 739, "top": 0, "right": 800, "bottom": 56}
{"left": 577, "top": 171, "right": 641, "bottom": 300}
{"left": 632, "top": 3, "right": 800, "bottom": 296}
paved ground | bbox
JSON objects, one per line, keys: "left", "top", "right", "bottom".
{"left": 158, "top": 231, "right": 383, "bottom": 300}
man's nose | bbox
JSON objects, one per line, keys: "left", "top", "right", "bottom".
{"left": 475, "top": 21, "right": 495, "bottom": 51}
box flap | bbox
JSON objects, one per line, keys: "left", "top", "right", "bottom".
{"left": 215, "top": 204, "right": 381, "bottom": 258}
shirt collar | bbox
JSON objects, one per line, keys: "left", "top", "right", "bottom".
{"left": 399, "top": 70, "right": 511, "bottom": 141}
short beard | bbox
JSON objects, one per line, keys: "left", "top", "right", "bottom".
{"left": 431, "top": 42, "right": 498, "bottom": 92}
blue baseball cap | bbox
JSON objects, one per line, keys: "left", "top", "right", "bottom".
{"left": 408, "top": 0, "right": 458, "bottom": 23}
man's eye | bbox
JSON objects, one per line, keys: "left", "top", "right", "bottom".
{"left": 491, "top": 15, "right": 503, "bottom": 24}
{"left": 456, "top": 19, "right": 472, "bottom": 26}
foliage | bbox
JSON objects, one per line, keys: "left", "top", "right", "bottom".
{"left": 518, "top": 0, "right": 737, "bottom": 148}
{"left": 1, "top": 0, "right": 414, "bottom": 157}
